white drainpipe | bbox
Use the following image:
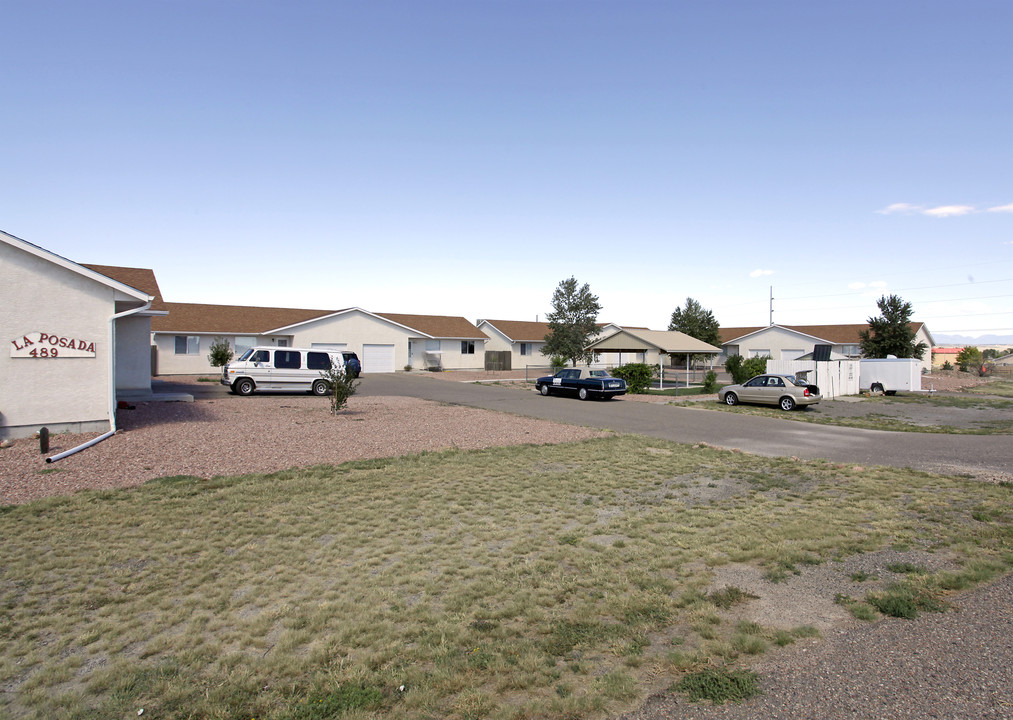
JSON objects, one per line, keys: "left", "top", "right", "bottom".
{"left": 46, "top": 299, "right": 153, "bottom": 463}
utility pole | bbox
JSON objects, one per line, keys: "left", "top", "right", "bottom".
{"left": 769, "top": 286, "right": 773, "bottom": 326}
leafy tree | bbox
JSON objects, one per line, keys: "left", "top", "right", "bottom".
{"left": 668, "top": 297, "right": 720, "bottom": 348}
{"left": 724, "top": 354, "right": 769, "bottom": 384}
{"left": 207, "top": 337, "right": 233, "bottom": 368}
{"left": 320, "top": 362, "right": 360, "bottom": 414}
{"left": 955, "top": 346, "right": 983, "bottom": 373}
{"left": 541, "top": 276, "right": 602, "bottom": 366}
{"left": 610, "top": 363, "right": 654, "bottom": 394}
{"left": 858, "top": 295, "right": 927, "bottom": 360}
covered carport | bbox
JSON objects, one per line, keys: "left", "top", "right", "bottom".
{"left": 586, "top": 329, "right": 722, "bottom": 389}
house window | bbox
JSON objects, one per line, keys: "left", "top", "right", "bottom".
{"left": 174, "top": 335, "right": 199, "bottom": 355}
{"left": 520, "top": 343, "right": 531, "bottom": 356}
{"left": 276, "top": 339, "right": 289, "bottom": 347}
{"left": 841, "top": 345, "right": 860, "bottom": 356}
{"left": 461, "top": 340, "right": 475, "bottom": 355}
{"left": 425, "top": 340, "right": 440, "bottom": 352}
{"left": 235, "top": 336, "right": 256, "bottom": 355}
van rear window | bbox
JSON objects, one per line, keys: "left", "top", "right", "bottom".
{"left": 307, "top": 352, "right": 331, "bottom": 370}
{"left": 275, "top": 350, "right": 301, "bottom": 369}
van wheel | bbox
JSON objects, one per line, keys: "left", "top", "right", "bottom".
{"left": 312, "top": 380, "right": 329, "bottom": 396}
{"left": 234, "top": 378, "right": 255, "bottom": 396}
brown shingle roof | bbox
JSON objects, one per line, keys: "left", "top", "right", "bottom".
{"left": 480, "top": 319, "right": 552, "bottom": 342}
{"left": 375, "top": 313, "right": 487, "bottom": 339}
{"left": 81, "top": 264, "right": 168, "bottom": 311}
{"left": 152, "top": 303, "right": 335, "bottom": 334}
{"left": 719, "top": 323, "right": 926, "bottom": 344}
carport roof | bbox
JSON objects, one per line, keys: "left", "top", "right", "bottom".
{"left": 587, "top": 329, "right": 721, "bottom": 354}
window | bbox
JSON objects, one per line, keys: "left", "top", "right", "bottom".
{"left": 520, "top": 343, "right": 531, "bottom": 356}
{"left": 307, "top": 352, "right": 331, "bottom": 370}
{"left": 425, "top": 340, "right": 440, "bottom": 352}
{"left": 174, "top": 335, "right": 199, "bottom": 355}
{"left": 235, "top": 336, "right": 256, "bottom": 356}
{"left": 251, "top": 350, "right": 270, "bottom": 363}
{"left": 461, "top": 340, "right": 475, "bottom": 355}
{"left": 275, "top": 350, "right": 301, "bottom": 369}
{"left": 276, "top": 339, "right": 289, "bottom": 347}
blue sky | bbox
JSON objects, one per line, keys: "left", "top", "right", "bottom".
{"left": 4, "top": 1, "right": 1012, "bottom": 339}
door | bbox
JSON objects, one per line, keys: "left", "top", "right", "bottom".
{"left": 362, "top": 344, "right": 395, "bottom": 374}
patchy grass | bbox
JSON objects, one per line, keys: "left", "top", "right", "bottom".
{"left": 707, "top": 400, "right": 1013, "bottom": 434}
{"left": 1, "top": 436, "right": 1011, "bottom": 719}
{"left": 966, "top": 380, "right": 1013, "bottom": 397}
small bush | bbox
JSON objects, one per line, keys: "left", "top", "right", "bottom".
{"left": 320, "top": 364, "right": 360, "bottom": 414}
{"left": 724, "top": 354, "right": 769, "bottom": 384}
{"left": 702, "top": 370, "right": 719, "bottom": 393}
{"left": 550, "top": 355, "right": 567, "bottom": 372}
{"left": 675, "top": 668, "right": 760, "bottom": 704}
{"left": 611, "top": 363, "right": 654, "bottom": 394}
{"left": 867, "top": 593, "right": 919, "bottom": 619}
{"left": 206, "top": 336, "right": 233, "bottom": 368}
{"left": 707, "top": 586, "right": 758, "bottom": 609}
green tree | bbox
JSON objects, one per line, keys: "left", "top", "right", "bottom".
{"left": 955, "top": 346, "right": 983, "bottom": 373}
{"left": 541, "top": 276, "right": 602, "bottom": 366}
{"left": 668, "top": 297, "right": 720, "bottom": 347}
{"left": 320, "top": 361, "right": 360, "bottom": 414}
{"left": 724, "top": 354, "right": 769, "bottom": 384}
{"left": 858, "top": 295, "right": 927, "bottom": 359}
{"left": 207, "top": 337, "right": 233, "bottom": 368}
{"left": 610, "top": 363, "right": 654, "bottom": 394}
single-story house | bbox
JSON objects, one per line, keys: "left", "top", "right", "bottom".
{"left": 586, "top": 328, "right": 722, "bottom": 371}
{"left": 719, "top": 323, "right": 935, "bottom": 375}
{"left": 151, "top": 305, "right": 489, "bottom": 374}
{"left": 1, "top": 231, "right": 165, "bottom": 440}
{"left": 476, "top": 319, "right": 551, "bottom": 370}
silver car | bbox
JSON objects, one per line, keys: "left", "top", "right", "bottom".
{"left": 718, "top": 373, "right": 821, "bottom": 411}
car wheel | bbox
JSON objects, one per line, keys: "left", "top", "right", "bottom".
{"left": 539, "top": 384, "right": 550, "bottom": 396}
{"left": 779, "top": 396, "right": 796, "bottom": 411}
{"left": 870, "top": 383, "right": 884, "bottom": 395}
{"left": 724, "top": 392, "right": 738, "bottom": 406}
{"left": 311, "top": 380, "right": 329, "bottom": 396}
{"left": 234, "top": 378, "right": 254, "bottom": 396}
{"left": 578, "top": 387, "right": 589, "bottom": 401}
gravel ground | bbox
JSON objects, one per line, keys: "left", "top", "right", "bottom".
{"left": 0, "top": 394, "right": 604, "bottom": 506}
{"left": 621, "top": 570, "right": 1013, "bottom": 720}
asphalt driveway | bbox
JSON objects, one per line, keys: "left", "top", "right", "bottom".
{"left": 356, "top": 373, "right": 1013, "bottom": 480}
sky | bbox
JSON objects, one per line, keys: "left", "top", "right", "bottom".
{"left": 4, "top": 1, "right": 1012, "bottom": 341}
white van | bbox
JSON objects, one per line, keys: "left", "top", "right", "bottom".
{"left": 221, "top": 346, "right": 343, "bottom": 396}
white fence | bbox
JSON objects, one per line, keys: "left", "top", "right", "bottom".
{"left": 765, "top": 360, "right": 860, "bottom": 399}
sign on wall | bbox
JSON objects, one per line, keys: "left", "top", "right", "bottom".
{"left": 10, "top": 332, "right": 97, "bottom": 358}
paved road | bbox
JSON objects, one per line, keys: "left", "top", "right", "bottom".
{"left": 357, "top": 374, "right": 1013, "bottom": 478}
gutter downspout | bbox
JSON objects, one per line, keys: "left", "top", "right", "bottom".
{"left": 46, "top": 299, "right": 153, "bottom": 463}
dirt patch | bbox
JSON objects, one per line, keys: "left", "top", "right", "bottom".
{"left": 709, "top": 549, "right": 962, "bottom": 632}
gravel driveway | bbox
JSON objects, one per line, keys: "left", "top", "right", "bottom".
{"left": 0, "top": 391, "right": 603, "bottom": 506}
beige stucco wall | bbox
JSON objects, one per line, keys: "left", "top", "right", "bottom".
{"left": 478, "top": 324, "right": 545, "bottom": 370}
{"left": 1, "top": 243, "right": 112, "bottom": 439}
{"left": 115, "top": 315, "right": 154, "bottom": 391}
{"left": 153, "top": 333, "right": 294, "bottom": 375}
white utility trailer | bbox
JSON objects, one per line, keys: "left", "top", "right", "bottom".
{"left": 859, "top": 357, "right": 922, "bottom": 395}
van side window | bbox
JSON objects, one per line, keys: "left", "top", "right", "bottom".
{"left": 251, "top": 350, "right": 270, "bottom": 363}
{"left": 275, "top": 350, "right": 301, "bottom": 369}
{"left": 307, "top": 352, "right": 331, "bottom": 370}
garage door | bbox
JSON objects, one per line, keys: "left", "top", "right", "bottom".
{"left": 362, "top": 344, "right": 395, "bottom": 374}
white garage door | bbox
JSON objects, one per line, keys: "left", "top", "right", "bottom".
{"left": 362, "top": 344, "right": 395, "bottom": 374}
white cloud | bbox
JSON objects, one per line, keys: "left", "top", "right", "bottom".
{"left": 749, "top": 269, "right": 774, "bottom": 278}
{"left": 923, "top": 205, "right": 975, "bottom": 218}
{"left": 876, "top": 203, "right": 922, "bottom": 215}
{"left": 988, "top": 203, "right": 1013, "bottom": 213}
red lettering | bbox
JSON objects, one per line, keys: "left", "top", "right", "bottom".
{"left": 85, "top": 342, "right": 95, "bottom": 353}
{"left": 66, "top": 339, "right": 76, "bottom": 350}
{"left": 58, "top": 337, "right": 67, "bottom": 348}
{"left": 39, "top": 333, "right": 49, "bottom": 344}
{"left": 24, "top": 335, "right": 34, "bottom": 347}
{"left": 48, "top": 335, "right": 59, "bottom": 346}
{"left": 11, "top": 338, "right": 23, "bottom": 351}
